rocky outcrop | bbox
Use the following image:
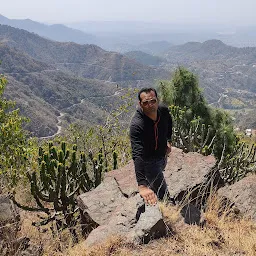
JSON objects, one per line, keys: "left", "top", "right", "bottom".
{"left": 218, "top": 175, "right": 256, "bottom": 221}
{"left": 78, "top": 147, "right": 219, "bottom": 247}
{"left": 0, "top": 195, "right": 42, "bottom": 256}
{"left": 83, "top": 194, "right": 167, "bottom": 247}
{"left": 105, "top": 147, "right": 218, "bottom": 204}
{"left": 164, "top": 148, "right": 219, "bottom": 202}
{"left": 0, "top": 194, "right": 20, "bottom": 245}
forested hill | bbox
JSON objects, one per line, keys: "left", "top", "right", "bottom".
{"left": 161, "top": 39, "right": 256, "bottom": 129}
{"left": 0, "top": 24, "right": 169, "bottom": 137}
{"left": 0, "top": 25, "right": 168, "bottom": 82}
{"left": 163, "top": 39, "right": 256, "bottom": 63}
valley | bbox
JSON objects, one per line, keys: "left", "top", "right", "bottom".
{"left": 0, "top": 20, "right": 256, "bottom": 137}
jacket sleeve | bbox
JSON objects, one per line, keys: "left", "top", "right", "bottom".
{"left": 129, "top": 123, "right": 148, "bottom": 186}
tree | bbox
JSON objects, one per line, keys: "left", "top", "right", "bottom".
{"left": 158, "top": 67, "right": 236, "bottom": 159}
{"left": 0, "top": 74, "right": 28, "bottom": 187}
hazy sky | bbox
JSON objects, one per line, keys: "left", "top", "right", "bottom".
{"left": 1, "top": 0, "right": 256, "bottom": 25}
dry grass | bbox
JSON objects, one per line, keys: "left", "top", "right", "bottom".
{"left": 14, "top": 183, "right": 75, "bottom": 255}
{"left": 17, "top": 194, "right": 256, "bottom": 256}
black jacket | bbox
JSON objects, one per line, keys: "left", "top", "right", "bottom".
{"left": 129, "top": 104, "right": 172, "bottom": 186}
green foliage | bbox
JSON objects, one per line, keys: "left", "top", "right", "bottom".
{"left": 0, "top": 74, "right": 28, "bottom": 187}
{"left": 12, "top": 141, "right": 105, "bottom": 243}
{"left": 159, "top": 67, "right": 211, "bottom": 125}
{"left": 158, "top": 67, "right": 256, "bottom": 183}
{"left": 66, "top": 88, "right": 135, "bottom": 172}
{"left": 210, "top": 108, "right": 237, "bottom": 159}
{"left": 158, "top": 67, "right": 236, "bottom": 160}
{"left": 218, "top": 141, "right": 256, "bottom": 184}
{"left": 169, "top": 105, "right": 215, "bottom": 154}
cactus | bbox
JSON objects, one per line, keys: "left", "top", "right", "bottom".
{"left": 169, "top": 105, "right": 214, "bottom": 154}
{"left": 113, "top": 151, "right": 118, "bottom": 170}
{"left": 218, "top": 142, "right": 256, "bottom": 184}
{"left": 12, "top": 141, "right": 106, "bottom": 243}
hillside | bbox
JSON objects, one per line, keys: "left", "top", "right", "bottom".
{"left": 124, "top": 51, "right": 165, "bottom": 66}
{"left": 0, "top": 43, "right": 121, "bottom": 136}
{"left": 0, "top": 25, "right": 169, "bottom": 137}
{"left": 161, "top": 40, "right": 256, "bottom": 129}
{"left": 0, "top": 25, "right": 168, "bottom": 82}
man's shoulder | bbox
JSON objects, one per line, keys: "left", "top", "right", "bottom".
{"left": 130, "top": 109, "right": 144, "bottom": 126}
{"left": 158, "top": 103, "right": 170, "bottom": 114}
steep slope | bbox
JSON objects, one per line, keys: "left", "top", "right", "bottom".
{"left": 163, "top": 39, "right": 256, "bottom": 63}
{"left": 162, "top": 39, "right": 256, "bottom": 129}
{"left": 124, "top": 51, "right": 165, "bottom": 66}
{"left": 0, "top": 43, "right": 121, "bottom": 136}
{"left": 0, "top": 25, "right": 168, "bottom": 83}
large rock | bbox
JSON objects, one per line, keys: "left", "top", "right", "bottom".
{"left": 105, "top": 163, "right": 138, "bottom": 198}
{"left": 77, "top": 177, "right": 126, "bottom": 226}
{"left": 0, "top": 194, "right": 20, "bottom": 241}
{"left": 218, "top": 175, "right": 256, "bottom": 221}
{"left": 84, "top": 194, "right": 167, "bottom": 247}
{"left": 78, "top": 147, "right": 218, "bottom": 246}
{"left": 0, "top": 195, "right": 43, "bottom": 256}
{"left": 164, "top": 147, "right": 218, "bottom": 202}
{"left": 106, "top": 147, "right": 218, "bottom": 204}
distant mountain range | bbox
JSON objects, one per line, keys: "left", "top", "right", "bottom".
{"left": 0, "top": 14, "right": 96, "bottom": 45}
{"left": 0, "top": 24, "right": 168, "bottom": 136}
{"left": 0, "top": 15, "right": 174, "bottom": 54}
{"left": 1, "top": 15, "right": 256, "bottom": 133}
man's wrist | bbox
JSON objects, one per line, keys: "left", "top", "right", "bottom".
{"left": 138, "top": 185, "right": 149, "bottom": 191}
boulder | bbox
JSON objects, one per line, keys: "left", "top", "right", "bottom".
{"left": 84, "top": 194, "right": 167, "bottom": 247}
{"left": 164, "top": 147, "right": 218, "bottom": 203}
{"left": 105, "top": 162, "right": 138, "bottom": 198}
{"left": 77, "top": 177, "right": 126, "bottom": 226}
{"left": 0, "top": 195, "right": 43, "bottom": 256}
{"left": 78, "top": 147, "right": 218, "bottom": 246}
{"left": 0, "top": 194, "right": 20, "bottom": 241}
{"left": 126, "top": 203, "right": 167, "bottom": 244}
{"left": 218, "top": 175, "right": 256, "bottom": 221}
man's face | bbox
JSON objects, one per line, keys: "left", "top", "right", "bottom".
{"left": 139, "top": 90, "right": 158, "bottom": 114}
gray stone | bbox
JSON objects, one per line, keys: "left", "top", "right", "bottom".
{"left": 218, "top": 174, "right": 256, "bottom": 221}
{"left": 78, "top": 147, "right": 219, "bottom": 247}
{"left": 105, "top": 147, "right": 218, "bottom": 205}
{"left": 0, "top": 194, "right": 20, "bottom": 241}
{"left": 164, "top": 147, "right": 218, "bottom": 203}
{"left": 105, "top": 161, "right": 138, "bottom": 198}
{"left": 84, "top": 194, "right": 166, "bottom": 247}
{"left": 0, "top": 194, "right": 19, "bottom": 225}
{"left": 127, "top": 203, "right": 167, "bottom": 244}
{"left": 77, "top": 177, "right": 126, "bottom": 226}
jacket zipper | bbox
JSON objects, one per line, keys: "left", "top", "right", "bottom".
{"left": 154, "top": 116, "right": 160, "bottom": 150}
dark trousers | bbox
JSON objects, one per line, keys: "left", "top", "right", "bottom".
{"left": 144, "top": 157, "right": 169, "bottom": 200}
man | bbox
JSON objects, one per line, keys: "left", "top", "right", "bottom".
{"left": 130, "top": 87, "right": 172, "bottom": 205}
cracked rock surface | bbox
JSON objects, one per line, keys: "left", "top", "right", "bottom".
{"left": 77, "top": 147, "right": 219, "bottom": 247}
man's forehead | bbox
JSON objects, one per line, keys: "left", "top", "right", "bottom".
{"left": 140, "top": 91, "right": 156, "bottom": 99}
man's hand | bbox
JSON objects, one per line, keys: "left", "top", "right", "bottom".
{"left": 138, "top": 185, "right": 157, "bottom": 205}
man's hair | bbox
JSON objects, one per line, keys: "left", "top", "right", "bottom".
{"left": 138, "top": 87, "right": 158, "bottom": 101}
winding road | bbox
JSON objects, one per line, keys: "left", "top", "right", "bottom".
{"left": 38, "top": 89, "right": 125, "bottom": 139}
